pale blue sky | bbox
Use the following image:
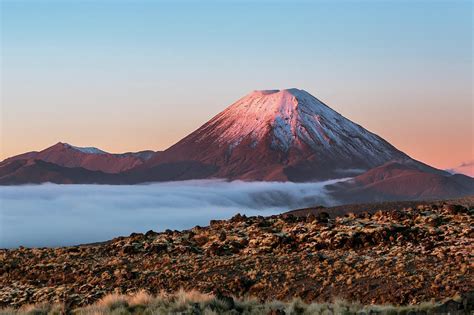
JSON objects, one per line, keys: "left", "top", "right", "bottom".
{"left": 1, "top": 0, "right": 472, "bottom": 170}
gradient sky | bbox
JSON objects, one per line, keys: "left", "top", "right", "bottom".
{"left": 1, "top": 0, "right": 472, "bottom": 172}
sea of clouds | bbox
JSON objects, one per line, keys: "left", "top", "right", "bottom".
{"left": 0, "top": 179, "right": 346, "bottom": 248}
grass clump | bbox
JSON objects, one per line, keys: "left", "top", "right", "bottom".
{"left": 1, "top": 290, "right": 454, "bottom": 315}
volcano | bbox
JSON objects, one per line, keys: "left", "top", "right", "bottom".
{"left": 140, "top": 88, "right": 409, "bottom": 181}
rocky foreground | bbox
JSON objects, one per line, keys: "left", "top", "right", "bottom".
{"left": 1, "top": 200, "right": 473, "bottom": 312}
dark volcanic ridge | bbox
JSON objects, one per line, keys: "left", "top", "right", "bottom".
{"left": 1, "top": 198, "right": 473, "bottom": 310}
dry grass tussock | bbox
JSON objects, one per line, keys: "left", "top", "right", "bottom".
{"left": 0, "top": 290, "right": 447, "bottom": 315}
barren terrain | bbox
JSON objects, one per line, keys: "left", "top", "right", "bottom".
{"left": 1, "top": 198, "right": 473, "bottom": 313}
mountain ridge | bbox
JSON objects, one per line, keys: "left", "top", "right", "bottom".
{"left": 0, "top": 142, "right": 158, "bottom": 174}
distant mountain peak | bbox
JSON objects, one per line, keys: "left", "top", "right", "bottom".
{"left": 0, "top": 142, "right": 157, "bottom": 175}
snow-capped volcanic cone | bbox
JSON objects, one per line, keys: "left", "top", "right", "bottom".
{"left": 142, "top": 88, "right": 409, "bottom": 181}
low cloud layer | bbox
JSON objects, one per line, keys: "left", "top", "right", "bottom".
{"left": 0, "top": 179, "right": 346, "bottom": 248}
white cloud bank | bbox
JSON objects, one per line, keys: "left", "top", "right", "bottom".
{"left": 0, "top": 179, "right": 346, "bottom": 248}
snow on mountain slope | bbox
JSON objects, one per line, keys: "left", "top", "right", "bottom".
{"left": 202, "top": 89, "right": 401, "bottom": 162}
{"left": 144, "top": 88, "right": 410, "bottom": 181}
{"left": 67, "top": 144, "right": 107, "bottom": 155}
